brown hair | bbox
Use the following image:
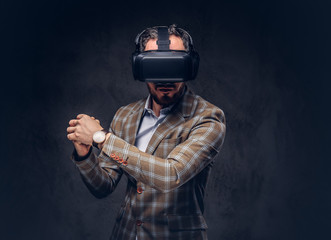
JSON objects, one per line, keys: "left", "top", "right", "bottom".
{"left": 138, "top": 24, "right": 191, "bottom": 52}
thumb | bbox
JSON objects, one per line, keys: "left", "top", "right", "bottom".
{"left": 77, "top": 114, "right": 87, "bottom": 119}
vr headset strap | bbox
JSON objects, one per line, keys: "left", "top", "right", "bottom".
{"left": 156, "top": 27, "right": 170, "bottom": 50}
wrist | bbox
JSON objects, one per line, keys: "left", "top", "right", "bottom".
{"left": 73, "top": 146, "right": 92, "bottom": 161}
{"left": 99, "top": 132, "right": 111, "bottom": 149}
{"left": 92, "top": 129, "right": 110, "bottom": 149}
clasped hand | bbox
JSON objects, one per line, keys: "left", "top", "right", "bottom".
{"left": 67, "top": 114, "right": 103, "bottom": 157}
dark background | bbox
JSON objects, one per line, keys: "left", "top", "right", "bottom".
{"left": 1, "top": 0, "right": 330, "bottom": 239}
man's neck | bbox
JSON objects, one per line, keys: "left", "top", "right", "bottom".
{"left": 151, "top": 100, "right": 164, "bottom": 117}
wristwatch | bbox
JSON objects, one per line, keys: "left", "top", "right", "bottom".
{"left": 92, "top": 129, "right": 109, "bottom": 149}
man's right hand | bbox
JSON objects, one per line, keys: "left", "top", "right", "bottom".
{"left": 73, "top": 141, "right": 91, "bottom": 157}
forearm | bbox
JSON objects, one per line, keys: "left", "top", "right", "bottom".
{"left": 101, "top": 137, "right": 215, "bottom": 192}
{"left": 100, "top": 115, "right": 225, "bottom": 192}
{"left": 72, "top": 149, "right": 122, "bottom": 198}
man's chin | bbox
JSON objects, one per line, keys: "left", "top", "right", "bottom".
{"left": 147, "top": 82, "right": 186, "bottom": 108}
{"left": 153, "top": 96, "right": 174, "bottom": 106}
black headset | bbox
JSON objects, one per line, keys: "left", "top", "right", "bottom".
{"left": 132, "top": 26, "right": 200, "bottom": 82}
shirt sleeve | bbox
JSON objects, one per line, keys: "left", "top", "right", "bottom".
{"left": 100, "top": 107, "right": 226, "bottom": 193}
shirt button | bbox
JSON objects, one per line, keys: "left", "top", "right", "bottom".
{"left": 137, "top": 187, "right": 143, "bottom": 194}
{"left": 136, "top": 220, "right": 143, "bottom": 226}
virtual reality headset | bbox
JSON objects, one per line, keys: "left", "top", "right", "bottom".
{"left": 132, "top": 26, "right": 200, "bottom": 83}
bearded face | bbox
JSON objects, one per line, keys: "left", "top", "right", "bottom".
{"left": 146, "top": 82, "right": 185, "bottom": 107}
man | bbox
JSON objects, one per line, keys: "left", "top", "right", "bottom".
{"left": 67, "top": 24, "right": 226, "bottom": 240}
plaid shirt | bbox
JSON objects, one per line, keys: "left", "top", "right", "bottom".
{"left": 73, "top": 88, "right": 226, "bottom": 240}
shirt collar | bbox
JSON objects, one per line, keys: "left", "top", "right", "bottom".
{"left": 144, "top": 95, "right": 174, "bottom": 116}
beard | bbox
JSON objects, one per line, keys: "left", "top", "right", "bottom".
{"left": 147, "top": 83, "right": 185, "bottom": 107}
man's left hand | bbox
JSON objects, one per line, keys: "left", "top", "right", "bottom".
{"left": 67, "top": 114, "right": 103, "bottom": 145}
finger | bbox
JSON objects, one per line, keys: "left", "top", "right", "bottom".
{"left": 73, "top": 140, "right": 82, "bottom": 145}
{"left": 78, "top": 142, "right": 90, "bottom": 146}
{"left": 91, "top": 116, "right": 100, "bottom": 124}
{"left": 73, "top": 140, "right": 86, "bottom": 145}
{"left": 67, "top": 133, "right": 78, "bottom": 141}
{"left": 69, "top": 119, "right": 79, "bottom": 126}
{"left": 67, "top": 126, "right": 76, "bottom": 133}
{"left": 77, "top": 114, "right": 87, "bottom": 119}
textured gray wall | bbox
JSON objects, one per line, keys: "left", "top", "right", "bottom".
{"left": 1, "top": 0, "right": 330, "bottom": 239}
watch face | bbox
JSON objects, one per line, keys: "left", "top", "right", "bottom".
{"left": 93, "top": 131, "right": 106, "bottom": 143}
